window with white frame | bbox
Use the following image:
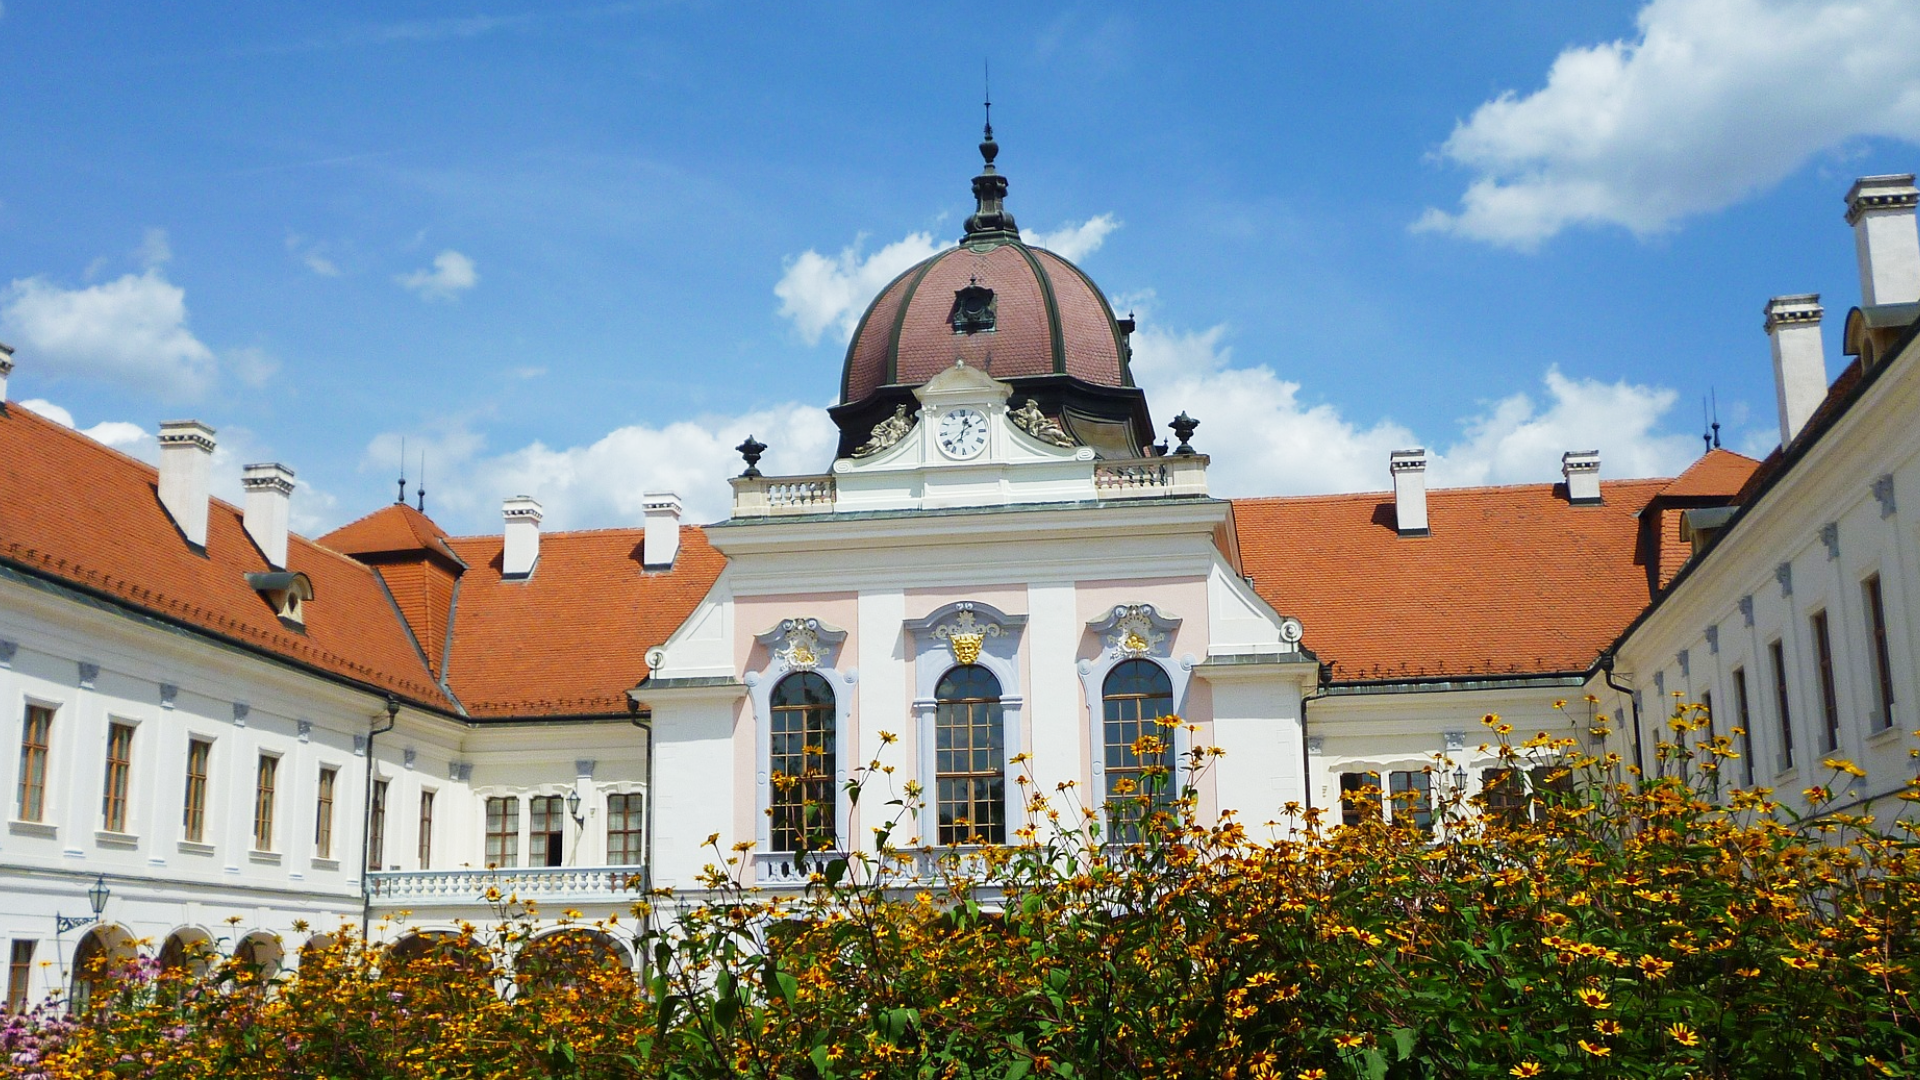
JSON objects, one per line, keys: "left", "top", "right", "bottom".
{"left": 769, "top": 672, "right": 836, "bottom": 854}
{"left": 16, "top": 704, "right": 52, "bottom": 823}
{"left": 485, "top": 796, "right": 519, "bottom": 868}
{"left": 935, "top": 665, "right": 1005, "bottom": 846}
{"left": 1101, "top": 659, "right": 1175, "bottom": 841}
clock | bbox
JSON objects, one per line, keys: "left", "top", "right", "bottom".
{"left": 936, "top": 407, "right": 989, "bottom": 460}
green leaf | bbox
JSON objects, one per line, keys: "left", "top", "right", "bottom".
{"left": 1005, "top": 1060, "right": 1031, "bottom": 1080}
{"left": 1362, "top": 1048, "right": 1389, "bottom": 1080}
{"left": 826, "top": 858, "right": 848, "bottom": 887}
{"left": 1390, "top": 1027, "right": 1416, "bottom": 1061}
{"left": 810, "top": 1043, "right": 836, "bottom": 1078}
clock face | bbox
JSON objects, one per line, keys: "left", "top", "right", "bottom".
{"left": 937, "top": 407, "right": 989, "bottom": 460}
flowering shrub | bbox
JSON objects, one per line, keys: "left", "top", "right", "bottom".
{"left": 12, "top": 704, "right": 1920, "bottom": 1078}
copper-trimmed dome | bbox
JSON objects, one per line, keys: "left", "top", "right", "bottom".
{"left": 828, "top": 125, "right": 1155, "bottom": 459}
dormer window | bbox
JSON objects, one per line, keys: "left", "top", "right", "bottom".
{"left": 246, "top": 571, "right": 314, "bottom": 628}
{"left": 949, "top": 280, "right": 996, "bottom": 334}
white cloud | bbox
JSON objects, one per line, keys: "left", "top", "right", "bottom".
{"left": 21, "top": 398, "right": 155, "bottom": 459}
{"left": 1, "top": 269, "right": 218, "bottom": 398}
{"left": 1130, "top": 316, "right": 1702, "bottom": 494}
{"left": 1416, "top": 0, "right": 1920, "bottom": 248}
{"left": 774, "top": 232, "right": 945, "bottom": 345}
{"left": 286, "top": 233, "right": 342, "bottom": 277}
{"left": 135, "top": 228, "right": 172, "bottom": 268}
{"left": 225, "top": 345, "right": 280, "bottom": 388}
{"left": 1022, "top": 214, "right": 1119, "bottom": 261}
{"left": 397, "top": 249, "right": 478, "bottom": 301}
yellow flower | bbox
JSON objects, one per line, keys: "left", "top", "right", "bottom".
{"left": 1333, "top": 1034, "right": 1365, "bottom": 1050}
{"left": 1510, "top": 1064, "right": 1543, "bottom": 1078}
{"left": 1574, "top": 987, "right": 1611, "bottom": 1010}
{"left": 1298, "top": 1071, "right": 1327, "bottom": 1080}
{"left": 1593, "top": 1019, "right": 1623, "bottom": 1035}
{"left": 1668, "top": 1022, "right": 1701, "bottom": 1047}
{"left": 1637, "top": 954, "right": 1673, "bottom": 979}
{"left": 1577, "top": 1039, "right": 1611, "bottom": 1057}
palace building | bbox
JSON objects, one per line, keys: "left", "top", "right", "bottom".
{"left": 4, "top": 130, "right": 1919, "bottom": 1007}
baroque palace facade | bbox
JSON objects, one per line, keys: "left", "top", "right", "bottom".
{"left": 5, "top": 131, "right": 1920, "bottom": 1007}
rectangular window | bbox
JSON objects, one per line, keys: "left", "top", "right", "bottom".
{"left": 607, "top": 793, "right": 644, "bottom": 866}
{"left": 16, "top": 705, "right": 52, "bottom": 823}
{"left": 530, "top": 794, "right": 565, "bottom": 867}
{"left": 368, "top": 780, "right": 388, "bottom": 871}
{"left": 1812, "top": 611, "right": 1841, "bottom": 753}
{"left": 485, "top": 796, "right": 519, "bottom": 868}
{"left": 7, "top": 940, "right": 32, "bottom": 1013}
{"left": 313, "top": 767, "right": 336, "bottom": 859}
{"left": 1339, "top": 771, "right": 1381, "bottom": 827}
{"left": 101, "top": 722, "right": 134, "bottom": 833}
{"left": 1769, "top": 640, "right": 1795, "bottom": 773}
{"left": 1733, "top": 667, "right": 1756, "bottom": 786}
{"left": 1700, "top": 689, "right": 1717, "bottom": 754}
{"left": 1866, "top": 575, "right": 1897, "bottom": 731}
{"left": 1478, "top": 768, "right": 1525, "bottom": 827}
{"left": 252, "top": 754, "right": 278, "bottom": 851}
{"left": 182, "top": 739, "right": 211, "bottom": 842}
{"left": 417, "top": 791, "right": 434, "bottom": 870}
{"left": 1388, "top": 770, "right": 1434, "bottom": 833}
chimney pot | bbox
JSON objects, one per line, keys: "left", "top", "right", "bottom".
{"left": 1561, "top": 450, "right": 1602, "bottom": 505}
{"left": 1764, "top": 294, "right": 1827, "bottom": 445}
{"left": 1845, "top": 174, "right": 1920, "bottom": 307}
{"left": 1389, "top": 449, "right": 1429, "bottom": 536}
{"left": 643, "top": 492, "right": 683, "bottom": 567}
{"left": 502, "top": 495, "right": 543, "bottom": 579}
{"left": 157, "top": 420, "right": 217, "bottom": 548}
{"left": 241, "top": 462, "right": 296, "bottom": 568}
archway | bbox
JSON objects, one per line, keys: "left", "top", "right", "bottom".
{"left": 232, "top": 932, "right": 284, "bottom": 982}
{"left": 157, "top": 928, "right": 215, "bottom": 978}
{"left": 516, "top": 928, "right": 632, "bottom": 994}
{"left": 69, "top": 925, "right": 136, "bottom": 1013}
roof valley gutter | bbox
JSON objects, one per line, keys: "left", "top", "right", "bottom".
{"left": 437, "top": 576, "right": 468, "bottom": 717}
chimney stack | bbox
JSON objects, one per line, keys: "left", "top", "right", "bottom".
{"left": 502, "top": 496, "right": 543, "bottom": 579}
{"left": 1845, "top": 174, "right": 1920, "bottom": 307}
{"left": 643, "top": 492, "right": 683, "bottom": 568}
{"left": 1561, "top": 450, "right": 1602, "bottom": 505}
{"left": 1389, "top": 449, "right": 1429, "bottom": 536}
{"left": 241, "top": 463, "right": 295, "bottom": 568}
{"left": 157, "top": 420, "right": 216, "bottom": 548}
{"left": 1764, "top": 294, "right": 1827, "bottom": 445}
{"left": 0, "top": 342, "right": 13, "bottom": 402}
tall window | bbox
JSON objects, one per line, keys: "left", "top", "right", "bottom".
{"left": 485, "top": 797, "right": 519, "bottom": 867}
{"left": 1101, "top": 660, "right": 1175, "bottom": 840}
{"left": 314, "top": 767, "right": 336, "bottom": 858}
{"left": 934, "top": 665, "right": 1005, "bottom": 845}
{"left": 368, "top": 779, "right": 388, "bottom": 871}
{"left": 417, "top": 791, "right": 434, "bottom": 870}
{"left": 16, "top": 705, "right": 52, "bottom": 823}
{"left": 768, "top": 672, "right": 836, "bottom": 853}
{"left": 1700, "top": 690, "right": 1716, "bottom": 746}
{"left": 1733, "top": 667, "right": 1756, "bottom": 786}
{"left": 1340, "top": 771, "right": 1382, "bottom": 827}
{"left": 101, "top": 723, "right": 134, "bottom": 833}
{"left": 531, "top": 795, "right": 565, "bottom": 867}
{"left": 252, "top": 754, "right": 278, "bottom": 851}
{"left": 1389, "top": 770, "right": 1434, "bottom": 833}
{"left": 7, "top": 940, "right": 32, "bottom": 1013}
{"left": 1865, "top": 575, "right": 1896, "bottom": 731}
{"left": 607, "top": 793, "right": 644, "bottom": 865}
{"left": 1811, "top": 611, "right": 1841, "bottom": 753}
{"left": 183, "top": 739, "right": 211, "bottom": 843}
{"left": 1769, "top": 640, "right": 1795, "bottom": 773}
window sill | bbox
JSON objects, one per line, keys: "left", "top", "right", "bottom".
{"left": 1867, "top": 722, "right": 1903, "bottom": 745}
{"left": 310, "top": 857, "right": 339, "bottom": 872}
{"left": 177, "top": 840, "right": 215, "bottom": 857}
{"left": 94, "top": 830, "right": 138, "bottom": 849}
{"left": 8, "top": 819, "right": 56, "bottom": 838}
{"left": 248, "top": 849, "right": 282, "bottom": 866}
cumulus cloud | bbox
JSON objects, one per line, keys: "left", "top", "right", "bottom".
{"left": 135, "top": 228, "right": 172, "bottom": 268}
{"left": 1130, "top": 315, "right": 1702, "bottom": 494}
{"left": 286, "top": 232, "right": 342, "bottom": 277}
{"left": 774, "top": 232, "right": 945, "bottom": 345}
{"left": 0, "top": 269, "right": 219, "bottom": 398}
{"left": 19, "top": 398, "right": 155, "bottom": 457}
{"left": 397, "top": 249, "right": 478, "bottom": 301}
{"left": 1416, "top": 0, "right": 1920, "bottom": 248}
{"left": 1022, "top": 214, "right": 1119, "bottom": 261}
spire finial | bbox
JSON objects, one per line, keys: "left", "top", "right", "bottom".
{"left": 979, "top": 60, "right": 999, "bottom": 169}
{"left": 396, "top": 436, "right": 407, "bottom": 504}
{"left": 416, "top": 450, "right": 427, "bottom": 513}
{"left": 964, "top": 69, "right": 1016, "bottom": 242}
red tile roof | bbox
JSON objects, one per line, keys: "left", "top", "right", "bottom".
{"left": 1232, "top": 479, "right": 1674, "bottom": 683}
{"left": 0, "top": 405, "right": 449, "bottom": 706}
{"left": 1657, "top": 448, "right": 1762, "bottom": 500}
{"left": 320, "top": 503, "right": 462, "bottom": 565}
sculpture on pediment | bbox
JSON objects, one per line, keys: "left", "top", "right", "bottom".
{"left": 1087, "top": 603, "right": 1183, "bottom": 661}
{"left": 756, "top": 617, "right": 847, "bottom": 675}
{"left": 1009, "top": 398, "right": 1076, "bottom": 448}
{"left": 852, "top": 405, "right": 916, "bottom": 458}
{"left": 934, "top": 606, "right": 1003, "bottom": 665}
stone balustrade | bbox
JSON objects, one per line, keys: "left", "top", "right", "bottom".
{"left": 367, "top": 865, "right": 645, "bottom": 906}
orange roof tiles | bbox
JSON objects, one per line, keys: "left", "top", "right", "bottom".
{"left": 1657, "top": 448, "right": 1761, "bottom": 500}
{"left": 440, "top": 528, "right": 725, "bottom": 718}
{"left": 319, "top": 503, "right": 463, "bottom": 565}
{"left": 1232, "top": 479, "right": 1673, "bottom": 683}
{"left": 0, "top": 405, "right": 449, "bottom": 706}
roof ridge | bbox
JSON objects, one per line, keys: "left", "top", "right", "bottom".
{"left": 1230, "top": 475, "right": 1674, "bottom": 507}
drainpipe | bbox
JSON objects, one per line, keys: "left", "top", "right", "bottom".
{"left": 1297, "top": 661, "right": 1333, "bottom": 821}
{"left": 628, "top": 698, "right": 654, "bottom": 935}
{"left": 1597, "top": 652, "right": 1644, "bottom": 780}
{"left": 360, "top": 695, "right": 400, "bottom": 943}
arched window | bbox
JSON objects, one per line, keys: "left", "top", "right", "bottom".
{"left": 935, "top": 665, "right": 1005, "bottom": 845}
{"left": 1102, "top": 659, "right": 1175, "bottom": 840}
{"left": 769, "top": 672, "right": 836, "bottom": 853}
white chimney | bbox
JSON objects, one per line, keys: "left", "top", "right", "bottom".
{"left": 1561, "top": 450, "right": 1601, "bottom": 505}
{"left": 241, "top": 463, "right": 295, "bottom": 568}
{"left": 1389, "top": 449, "right": 1429, "bottom": 536}
{"left": 157, "top": 420, "right": 216, "bottom": 548}
{"left": 643, "top": 491, "right": 683, "bottom": 567}
{"left": 1845, "top": 174, "right": 1920, "bottom": 307}
{"left": 502, "top": 495, "right": 543, "bottom": 579}
{"left": 0, "top": 342, "right": 13, "bottom": 402}
{"left": 1764, "top": 294, "right": 1827, "bottom": 445}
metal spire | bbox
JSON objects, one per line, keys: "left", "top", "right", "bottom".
{"left": 963, "top": 66, "right": 1017, "bottom": 242}
{"left": 396, "top": 436, "right": 407, "bottom": 504}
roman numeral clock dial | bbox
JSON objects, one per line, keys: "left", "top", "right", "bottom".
{"left": 936, "top": 407, "right": 989, "bottom": 460}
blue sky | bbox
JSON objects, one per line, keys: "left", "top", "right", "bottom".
{"left": 3, "top": 1, "right": 1919, "bottom": 533}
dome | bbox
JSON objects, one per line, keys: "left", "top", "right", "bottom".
{"left": 829, "top": 125, "right": 1155, "bottom": 460}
